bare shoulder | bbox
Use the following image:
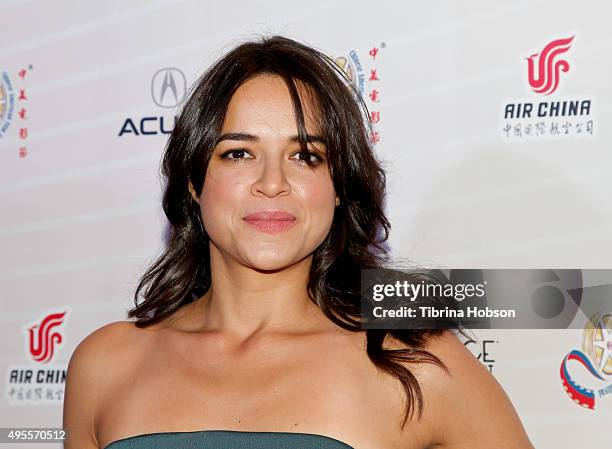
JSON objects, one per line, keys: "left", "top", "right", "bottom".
{"left": 63, "top": 321, "right": 144, "bottom": 449}
{"left": 68, "top": 321, "right": 146, "bottom": 374}
{"left": 392, "top": 330, "right": 535, "bottom": 449}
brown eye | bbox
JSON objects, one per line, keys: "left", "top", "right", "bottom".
{"left": 292, "top": 150, "right": 324, "bottom": 166}
{"left": 220, "top": 149, "right": 254, "bottom": 161}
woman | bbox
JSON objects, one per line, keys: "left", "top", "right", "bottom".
{"left": 63, "top": 35, "right": 535, "bottom": 449}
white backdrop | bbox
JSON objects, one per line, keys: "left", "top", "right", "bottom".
{"left": 1, "top": 1, "right": 611, "bottom": 448}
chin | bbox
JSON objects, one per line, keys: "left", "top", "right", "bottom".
{"left": 244, "top": 252, "right": 303, "bottom": 272}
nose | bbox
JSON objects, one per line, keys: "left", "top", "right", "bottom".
{"left": 251, "top": 154, "right": 291, "bottom": 198}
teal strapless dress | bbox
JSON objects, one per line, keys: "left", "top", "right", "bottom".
{"left": 103, "top": 429, "right": 355, "bottom": 449}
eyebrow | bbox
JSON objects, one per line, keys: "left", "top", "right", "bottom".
{"left": 215, "top": 132, "right": 326, "bottom": 146}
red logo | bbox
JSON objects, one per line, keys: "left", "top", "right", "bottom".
{"left": 526, "top": 36, "right": 574, "bottom": 95}
{"left": 27, "top": 311, "right": 67, "bottom": 363}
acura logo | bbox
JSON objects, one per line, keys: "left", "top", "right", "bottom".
{"left": 151, "top": 68, "right": 186, "bottom": 108}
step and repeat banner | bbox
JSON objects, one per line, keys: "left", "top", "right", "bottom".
{"left": 1, "top": 1, "right": 610, "bottom": 448}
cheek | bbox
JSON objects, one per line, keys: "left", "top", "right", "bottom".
{"left": 199, "top": 170, "right": 245, "bottom": 230}
{"left": 299, "top": 176, "right": 336, "bottom": 223}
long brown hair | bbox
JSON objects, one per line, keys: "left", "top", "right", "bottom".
{"left": 128, "top": 34, "right": 453, "bottom": 426}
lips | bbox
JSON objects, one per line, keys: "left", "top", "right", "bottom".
{"left": 244, "top": 210, "right": 296, "bottom": 221}
{"left": 243, "top": 210, "right": 297, "bottom": 233}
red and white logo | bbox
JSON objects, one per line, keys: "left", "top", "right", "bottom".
{"left": 526, "top": 36, "right": 574, "bottom": 95}
{"left": 27, "top": 311, "right": 67, "bottom": 364}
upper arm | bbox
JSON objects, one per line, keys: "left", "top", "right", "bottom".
{"left": 406, "top": 330, "right": 535, "bottom": 449}
{"left": 63, "top": 321, "right": 134, "bottom": 449}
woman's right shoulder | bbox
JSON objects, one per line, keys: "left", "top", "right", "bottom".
{"left": 72, "top": 321, "right": 138, "bottom": 358}
{"left": 82, "top": 320, "right": 137, "bottom": 342}
{"left": 63, "top": 321, "right": 148, "bottom": 449}
{"left": 65, "top": 321, "right": 141, "bottom": 394}
{"left": 67, "top": 320, "right": 156, "bottom": 374}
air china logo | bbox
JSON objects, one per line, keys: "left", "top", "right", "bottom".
{"left": 527, "top": 36, "right": 574, "bottom": 96}
{"left": 501, "top": 34, "right": 595, "bottom": 141}
{"left": 118, "top": 67, "right": 185, "bottom": 137}
{"left": 5, "top": 309, "right": 70, "bottom": 405}
{"left": 28, "top": 311, "right": 67, "bottom": 363}
{"left": 560, "top": 312, "right": 612, "bottom": 410}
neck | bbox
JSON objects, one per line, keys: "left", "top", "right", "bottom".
{"left": 193, "top": 244, "right": 325, "bottom": 340}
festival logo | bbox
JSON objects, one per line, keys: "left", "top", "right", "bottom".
{"left": 118, "top": 67, "right": 186, "bottom": 137}
{"left": 526, "top": 36, "right": 574, "bottom": 96}
{"left": 5, "top": 309, "right": 70, "bottom": 405}
{"left": 334, "top": 51, "right": 366, "bottom": 96}
{"left": 333, "top": 43, "right": 385, "bottom": 146}
{"left": 560, "top": 312, "right": 612, "bottom": 410}
{"left": 501, "top": 33, "right": 595, "bottom": 141}
{"left": 0, "top": 70, "right": 15, "bottom": 138}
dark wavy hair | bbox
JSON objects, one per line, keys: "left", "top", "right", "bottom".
{"left": 128, "top": 34, "right": 453, "bottom": 426}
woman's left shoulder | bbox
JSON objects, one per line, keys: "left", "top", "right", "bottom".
{"left": 395, "top": 330, "right": 535, "bottom": 449}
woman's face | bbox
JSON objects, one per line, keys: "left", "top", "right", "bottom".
{"left": 190, "top": 74, "right": 339, "bottom": 272}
